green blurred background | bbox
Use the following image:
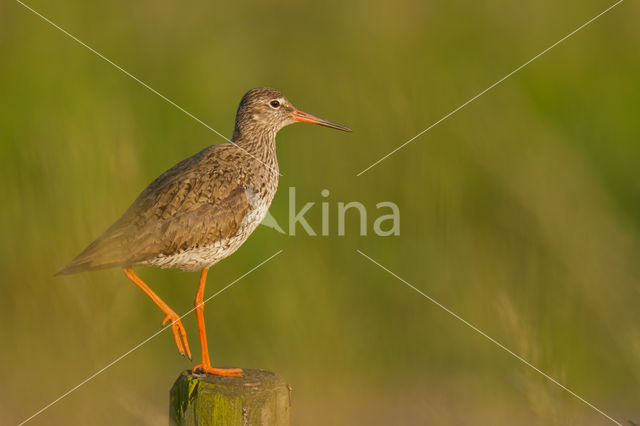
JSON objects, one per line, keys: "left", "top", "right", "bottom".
{"left": 2, "top": 0, "right": 639, "bottom": 424}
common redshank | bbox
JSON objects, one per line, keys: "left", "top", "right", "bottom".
{"left": 57, "top": 87, "right": 351, "bottom": 377}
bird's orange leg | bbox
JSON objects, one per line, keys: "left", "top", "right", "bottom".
{"left": 192, "top": 268, "right": 242, "bottom": 377}
{"left": 123, "top": 268, "right": 191, "bottom": 359}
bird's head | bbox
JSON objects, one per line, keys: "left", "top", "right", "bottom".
{"left": 233, "top": 87, "right": 351, "bottom": 139}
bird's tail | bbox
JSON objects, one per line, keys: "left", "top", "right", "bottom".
{"left": 55, "top": 230, "right": 133, "bottom": 275}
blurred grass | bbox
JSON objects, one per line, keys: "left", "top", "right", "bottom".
{"left": 2, "top": 0, "right": 639, "bottom": 424}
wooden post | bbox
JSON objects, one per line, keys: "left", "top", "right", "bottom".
{"left": 170, "top": 369, "right": 291, "bottom": 426}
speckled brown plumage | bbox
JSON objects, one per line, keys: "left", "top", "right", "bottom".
{"left": 56, "top": 87, "right": 350, "bottom": 376}
{"left": 57, "top": 87, "right": 351, "bottom": 275}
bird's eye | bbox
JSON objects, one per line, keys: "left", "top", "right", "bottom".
{"left": 270, "top": 100, "right": 280, "bottom": 108}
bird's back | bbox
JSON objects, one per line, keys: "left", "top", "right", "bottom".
{"left": 57, "top": 142, "right": 276, "bottom": 274}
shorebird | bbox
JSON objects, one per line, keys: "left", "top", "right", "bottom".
{"left": 57, "top": 87, "right": 351, "bottom": 377}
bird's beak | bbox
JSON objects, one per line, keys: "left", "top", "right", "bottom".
{"left": 290, "top": 108, "right": 352, "bottom": 132}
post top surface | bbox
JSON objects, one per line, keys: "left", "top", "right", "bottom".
{"left": 174, "top": 369, "right": 289, "bottom": 398}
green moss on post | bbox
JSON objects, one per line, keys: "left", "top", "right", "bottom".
{"left": 170, "top": 369, "right": 291, "bottom": 426}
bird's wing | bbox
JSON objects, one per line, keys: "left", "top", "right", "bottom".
{"left": 57, "top": 145, "right": 252, "bottom": 274}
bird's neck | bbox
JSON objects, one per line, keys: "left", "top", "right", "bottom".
{"left": 232, "top": 128, "right": 279, "bottom": 173}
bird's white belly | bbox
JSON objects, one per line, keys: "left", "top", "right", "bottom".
{"left": 145, "top": 190, "right": 271, "bottom": 271}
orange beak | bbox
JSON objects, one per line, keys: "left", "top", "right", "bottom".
{"left": 290, "top": 109, "right": 352, "bottom": 132}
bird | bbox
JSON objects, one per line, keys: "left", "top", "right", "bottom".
{"left": 57, "top": 87, "right": 351, "bottom": 377}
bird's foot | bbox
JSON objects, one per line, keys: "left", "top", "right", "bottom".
{"left": 193, "top": 364, "right": 243, "bottom": 377}
{"left": 162, "top": 312, "right": 191, "bottom": 359}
